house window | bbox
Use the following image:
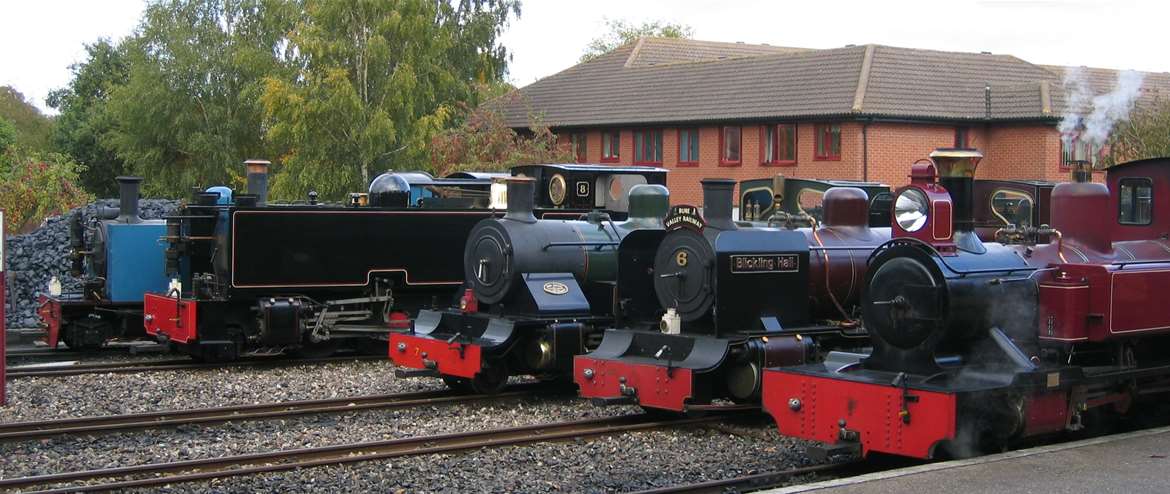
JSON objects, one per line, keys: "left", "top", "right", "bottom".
{"left": 571, "top": 133, "right": 587, "bottom": 163}
{"left": 633, "top": 129, "right": 663, "bottom": 164}
{"left": 602, "top": 130, "right": 620, "bottom": 162}
{"left": 1061, "top": 135, "right": 1101, "bottom": 169}
{"left": 763, "top": 124, "right": 797, "bottom": 165}
{"left": 814, "top": 124, "right": 841, "bottom": 160}
{"left": 720, "top": 126, "right": 741, "bottom": 165}
{"left": 1118, "top": 177, "right": 1153, "bottom": 225}
{"left": 954, "top": 127, "right": 970, "bottom": 148}
{"left": 678, "top": 128, "right": 699, "bottom": 165}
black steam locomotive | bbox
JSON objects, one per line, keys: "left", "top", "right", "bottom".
{"left": 573, "top": 178, "right": 892, "bottom": 411}
{"left": 145, "top": 161, "right": 666, "bottom": 361}
{"left": 389, "top": 177, "right": 670, "bottom": 393}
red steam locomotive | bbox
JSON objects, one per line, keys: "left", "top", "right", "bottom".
{"left": 762, "top": 151, "right": 1170, "bottom": 459}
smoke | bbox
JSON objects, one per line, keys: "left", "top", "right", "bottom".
{"left": 1059, "top": 67, "right": 1145, "bottom": 148}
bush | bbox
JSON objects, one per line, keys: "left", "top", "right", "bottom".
{"left": 0, "top": 148, "right": 94, "bottom": 234}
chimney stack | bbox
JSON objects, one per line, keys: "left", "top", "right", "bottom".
{"left": 245, "top": 159, "right": 271, "bottom": 206}
{"left": 701, "top": 178, "right": 738, "bottom": 231}
{"left": 930, "top": 148, "right": 984, "bottom": 252}
{"left": 115, "top": 176, "right": 143, "bottom": 224}
{"left": 504, "top": 177, "right": 537, "bottom": 223}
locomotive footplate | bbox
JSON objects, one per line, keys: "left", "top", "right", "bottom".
{"left": 573, "top": 329, "right": 732, "bottom": 411}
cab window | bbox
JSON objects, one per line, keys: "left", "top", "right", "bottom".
{"left": 740, "top": 187, "right": 774, "bottom": 220}
{"left": 595, "top": 174, "right": 648, "bottom": 211}
{"left": 990, "top": 190, "right": 1035, "bottom": 227}
{"left": 1119, "top": 178, "right": 1153, "bottom": 225}
{"left": 797, "top": 188, "right": 826, "bottom": 222}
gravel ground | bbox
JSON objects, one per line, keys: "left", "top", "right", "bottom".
{"left": 0, "top": 359, "right": 819, "bottom": 493}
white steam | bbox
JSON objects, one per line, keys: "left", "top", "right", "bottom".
{"left": 1059, "top": 67, "right": 1145, "bottom": 148}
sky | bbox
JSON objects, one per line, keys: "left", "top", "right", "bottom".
{"left": 1, "top": 0, "right": 1167, "bottom": 115}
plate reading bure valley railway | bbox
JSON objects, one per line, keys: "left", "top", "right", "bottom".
{"left": 730, "top": 254, "right": 799, "bottom": 274}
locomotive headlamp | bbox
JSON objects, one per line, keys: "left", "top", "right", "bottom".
{"left": 895, "top": 189, "right": 930, "bottom": 232}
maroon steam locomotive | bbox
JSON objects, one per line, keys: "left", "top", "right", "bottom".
{"left": 762, "top": 151, "right": 1170, "bottom": 459}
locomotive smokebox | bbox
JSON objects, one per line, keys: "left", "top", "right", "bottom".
{"left": 504, "top": 177, "right": 537, "bottom": 224}
{"left": 701, "top": 178, "right": 738, "bottom": 231}
{"left": 244, "top": 159, "right": 271, "bottom": 206}
{"left": 115, "top": 176, "right": 143, "bottom": 224}
{"left": 929, "top": 148, "right": 983, "bottom": 252}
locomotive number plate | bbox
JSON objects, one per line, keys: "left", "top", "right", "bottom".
{"left": 576, "top": 181, "right": 590, "bottom": 197}
{"left": 730, "top": 254, "right": 799, "bottom": 274}
{"left": 543, "top": 281, "right": 570, "bottom": 295}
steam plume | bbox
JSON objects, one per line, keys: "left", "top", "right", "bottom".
{"left": 1059, "top": 67, "right": 1145, "bottom": 148}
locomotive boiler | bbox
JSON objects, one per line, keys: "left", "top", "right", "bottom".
{"left": 574, "top": 178, "right": 891, "bottom": 412}
{"left": 389, "top": 176, "right": 670, "bottom": 393}
{"left": 763, "top": 151, "right": 1170, "bottom": 460}
{"left": 38, "top": 176, "right": 169, "bottom": 350}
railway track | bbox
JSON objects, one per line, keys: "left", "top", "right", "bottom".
{"left": 6, "top": 354, "right": 384, "bottom": 378}
{"left": 0, "top": 383, "right": 562, "bottom": 442}
{"left": 0, "top": 412, "right": 742, "bottom": 493}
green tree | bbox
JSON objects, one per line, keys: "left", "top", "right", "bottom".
{"left": 1104, "top": 98, "right": 1170, "bottom": 166}
{"left": 0, "top": 87, "right": 53, "bottom": 151}
{"left": 261, "top": 0, "right": 520, "bottom": 201}
{"left": 47, "top": 39, "right": 131, "bottom": 197}
{"left": 579, "top": 18, "right": 693, "bottom": 63}
{"left": 0, "top": 117, "right": 15, "bottom": 155}
{"left": 104, "top": 0, "right": 300, "bottom": 197}
{"left": 430, "top": 103, "right": 573, "bottom": 176}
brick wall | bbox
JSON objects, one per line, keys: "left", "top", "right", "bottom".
{"left": 553, "top": 120, "right": 1064, "bottom": 205}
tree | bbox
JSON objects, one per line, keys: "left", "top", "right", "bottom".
{"left": 46, "top": 39, "right": 131, "bottom": 197}
{"left": 0, "top": 117, "right": 15, "bottom": 155}
{"left": 261, "top": 0, "right": 520, "bottom": 201}
{"left": 579, "top": 18, "right": 693, "bottom": 63}
{"left": 429, "top": 102, "right": 573, "bottom": 176}
{"left": 1103, "top": 98, "right": 1170, "bottom": 166}
{"left": 0, "top": 148, "right": 93, "bottom": 234}
{"left": 104, "top": 0, "right": 300, "bottom": 197}
{"left": 0, "top": 86, "right": 53, "bottom": 152}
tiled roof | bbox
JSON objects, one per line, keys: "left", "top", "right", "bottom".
{"left": 496, "top": 38, "right": 1170, "bottom": 129}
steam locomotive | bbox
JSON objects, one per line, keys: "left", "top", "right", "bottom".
{"left": 37, "top": 177, "right": 169, "bottom": 350}
{"left": 389, "top": 177, "right": 670, "bottom": 393}
{"left": 144, "top": 161, "right": 666, "bottom": 361}
{"left": 762, "top": 151, "right": 1170, "bottom": 459}
{"left": 572, "top": 178, "right": 891, "bottom": 411}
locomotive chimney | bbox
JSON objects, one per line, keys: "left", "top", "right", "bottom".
{"left": 504, "top": 176, "right": 537, "bottom": 223}
{"left": 1069, "top": 160, "right": 1092, "bottom": 183}
{"left": 701, "top": 178, "right": 738, "bottom": 230}
{"left": 929, "top": 148, "right": 983, "bottom": 252}
{"left": 245, "top": 159, "right": 270, "bottom": 206}
{"left": 115, "top": 176, "right": 143, "bottom": 224}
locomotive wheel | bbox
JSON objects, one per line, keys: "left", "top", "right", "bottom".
{"left": 470, "top": 362, "right": 509, "bottom": 395}
{"left": 289, "top": 339, "right": 339, "bottom": 359}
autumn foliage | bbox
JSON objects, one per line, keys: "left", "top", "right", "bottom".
{"left": 429, "top": 102, "right": 574, "bottom": 177}
{"left": 0, "top": 148, "right": 93, "bottom": 234}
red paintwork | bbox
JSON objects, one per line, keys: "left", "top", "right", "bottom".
{"left": 761, "top": 369, "right": 957, "bottom": 459}
{"left": 389, "top": 333, "right": 482, "bottom": 379}
{"left": 143, "top": 293, "right": 197, "bottom": 344}
{"left": 573, "top": 355, "right": 696, "bottom": 412}
{"left": 1, "top": 254, "right": 5, "bottom": 405}
{"left": 37, "top": 296, "right": 62, "bottom": 348}
{"left": 1038, "top": 274, "right": 1091, "bottom": 342}
{"left": 387, "top": 312, "right": 411, "bottom": 330}
{"left": 1024, "top": 391, "right": 1071, "bottom": 436}
{"left": 1037, "top": 262, "right": 1170, "bottom": 342}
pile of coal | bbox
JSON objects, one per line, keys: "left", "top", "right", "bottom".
{"left": 3, "top": 199, "right": 179, "bottom": 329}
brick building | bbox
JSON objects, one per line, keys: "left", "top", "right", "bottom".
{"left": 494, "top": 38, "right": 1169, "bottom": 205}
